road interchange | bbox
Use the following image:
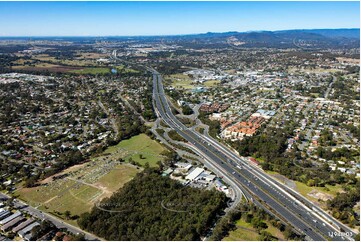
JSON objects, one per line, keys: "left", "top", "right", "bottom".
{"left": 151, "top": 69, "right": 354, "bottom": 241}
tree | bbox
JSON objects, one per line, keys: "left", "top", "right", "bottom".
{"left": 156, "top": 160, "right": 164, "bottom": 171}
{"left": 31, "top": 225, "right": 42, "bottom": 240}
{"left": 77, "top": 169, "right": 228, "bottom": 241}
{"left": 64, "top": 210, "right": 71, "bottom": 220}
{"left": 72, "top": 233, "right": 86, "bottom": 241}
{"left": 6, "top": 197, "right": 14, "bottom": 208}
{"left": 259, "top": 231, "right": 274, "bottom": 241}
{"left": 24, "top": 176, "right": 37, "bottom": 188}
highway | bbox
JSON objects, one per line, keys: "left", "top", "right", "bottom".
{"left": 151, "top": 69, "right": 355, "bottom": 241}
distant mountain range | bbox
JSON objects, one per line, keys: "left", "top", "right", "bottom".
{"left": 169, "top": 28, "right": 360, "bottom": 49}
{"left": 188, "top": 28, "right": 360, "bottom": 39}
{"left": 275, "top": 28, "right": 360, "bottom": 39}
{"left": 0, "top": 28, "right": 359, "bottom": 49}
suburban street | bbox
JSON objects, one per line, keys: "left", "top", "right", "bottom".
{"left": 151, "top": 69, "right": 354, "bottom": 241}
{"left": 0, "top": 192, "right": 101, "bottom": 241}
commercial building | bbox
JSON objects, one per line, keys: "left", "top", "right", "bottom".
{"left": 1, "top": 216, "right": 24, "bottom": 232}
{"left": 0, "top": 211, "right": 21, "bottom": 225}
{"left": 185, "top": 167, "right": 204, "bottom": 181}
{"left": 18, "top": 222, "right": 40, "bottom": 238}
{"left": 12, "top": 218, "right": 35, "bottom": 233}
{"left": 222, "top": 116, "right": 265, "bottom": 140}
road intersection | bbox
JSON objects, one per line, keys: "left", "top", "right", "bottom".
{"left": 151, "top": 69, "right": 354, "bottom": 241}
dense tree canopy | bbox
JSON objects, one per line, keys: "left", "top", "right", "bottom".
{"left": 78, "top": 169, "right": 228, "bottom": 240}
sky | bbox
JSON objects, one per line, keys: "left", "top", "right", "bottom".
{"left": 0, "top": 1, "right": 359, "bottom": 36}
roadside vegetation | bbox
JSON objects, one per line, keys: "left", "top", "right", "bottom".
{"left": 211, "top": 203, "right": 302, "bottom": 241}
{"left": 168, "top": 130, "right": 187, "bottom": 142}
{"left": 78, "top": 168, "right": 228, "bottom": 240}
{"left": 230, "top": 125, "right": 360, "bottom": 227}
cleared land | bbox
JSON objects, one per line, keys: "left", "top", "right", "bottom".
{"left": 11, "top": 52, "right": 115, "bottom": 74}
{"left": 114, "top": 133, "right": 167, "bottom": 167}
{"left": 166, "top": 74, "right": 221, "bottom": 90}
{"left": 266, "top": 170, "right": 343, "bottom": 207}
{"left": 15, "top": 161, "right": 139, "bottom": 226}
{"left": 288, "top": 67, "right": 342, "bottom": 74}
{"left": 295, "top": 181, "right": 343, "bottom": 205}
{"left": 115, "top": 65, "right": 140, "bottom": 74}
{"left": 265, "top": 221, "right": 286, "bottom": 240}
{"left": 223, "top": 219, "right": 260, "bottom": 241}
{"left": 223, "top": 218, "right": 285, "bottom": 241}
{"left": 203, "top": 80, "right": 221, "bottom": 87}
{"left": 12, "top": 64, "right": 84, "bottom": 73}
{"left": 15, "top": 133, "right": 166, "bottom": 226}
{"left": 70, "top": 67, "right": 110, "bottom": 75}
{"left": 166, "top": 74, "right": 195, "bottom": 89}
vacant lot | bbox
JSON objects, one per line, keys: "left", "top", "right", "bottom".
{"left": 113, "top": 133, "right": 167, "bottom": 167}
{"left": 95, "top": 164, "right": 139, "bottom": 192}
{"left": 16, "top": 160, "right": 140, "bottom": 226}
{"left": 15, "top": 134, "right": 166, "bottom": 226}
{"left": 223, "top": 218, "right": 285, "bottom": 241}
{"left": 115, "top": 65, "right": 140, "bottom": 74}
{"left": 223, "top": 219, "right": 259, "bottom": 241}
{"left": 166, "top": 74, "right": 195, "bottom": 89}
{"left": 203, "top": 80, "right": 221, "bottom": 87}
{"left": 12, "top": 64, "right": 84, "bottom": 73}
{"left": 166, "top": 74, "right": 221, "bottom": 90}
{"left": 71, "top": 67, "right": 110, "bottom": 75}
{"left": 288, "top": 67, "right": 342, "bottom": 74}
{"left": 295, "top": 181, "right": 343, "bottom": 206}
{"left": 266, "top": 170, "right": 343, "bottom": 207}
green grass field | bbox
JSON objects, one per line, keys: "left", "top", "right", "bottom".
{"left": 172, "top": 79, "right": 194, "bottom": 89}
{"left": 265, "top": 221, "right": 286, "bottom": 240}
{"left": 99, "top": 133, "right": 167, "bottom": 167}
{"left": 113, "top": 133, "right": 166, "bottom": 167}
{"left": 223, "top": 219, "right": 259, "bottom": 241}
{"left": 166, "top": 74, "right": 221, "bottom": 90}
{"left": 96, "top": 164, "right": 140, "bottom": 192}
{"left": 265, "top": 170, "right": 342, "bottom": 206}
{"left": 15, "top": 133, "right": 166, "bottom": 227}
{"left": 16, "top": 163, "right": 140, "bottom": 226}
{"left": 166, "top": 74, "right": 195, "bottom": 89}
{"left": 295, "top": 181, "right": 342, "bottom": 204}
{"left": 288, "top": 67, "right": 341, "bottom": 74}
{"left": 115, "top": 65, "right": 140, "bottom": 74}
{"left": 71, "top": 67, "right": 110, "bottom": 74}
{"left": 15, "top": 179, "right": 100, "bottom": 226}
{"left": 223, "top": 218, "right": 285, "bottom": 241}
{"left": 203, "top": 80, "right": 221, "bottom": 87}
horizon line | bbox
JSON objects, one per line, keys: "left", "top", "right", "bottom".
{"left": 0, "top": 27, "right": 359, "bottom": 38}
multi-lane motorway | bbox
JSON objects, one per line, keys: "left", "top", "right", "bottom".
{"left": 151, "top": 69, "right": 355, "bottom": 241}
